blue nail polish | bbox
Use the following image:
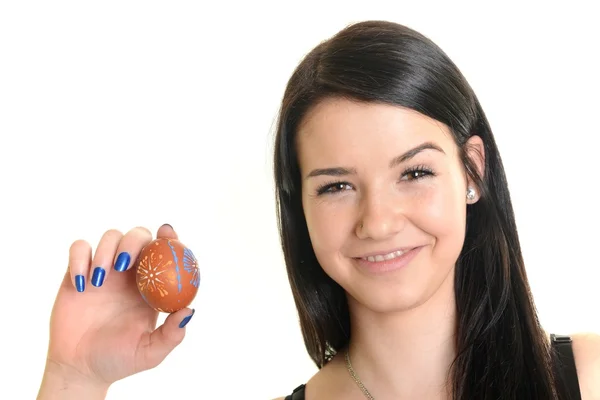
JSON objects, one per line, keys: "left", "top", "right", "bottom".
{"left": 114, "top": 252, "right": 131, "bottom": 272}
{"left": 179, "top": 309, "right": 195, "bottom": 328}
{"left": 75, "top": 275, "right": 85, "bottom": 292}
{"left": 91, "top": 267, "right": 106, "bottom": 287}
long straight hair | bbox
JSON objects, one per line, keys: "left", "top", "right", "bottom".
{"left": 274, "top": 20, "right": 567, "bottom": 399}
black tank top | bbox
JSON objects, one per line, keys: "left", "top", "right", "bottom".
{"left": 285, "top": 334, "right": 582, "bottom": 400}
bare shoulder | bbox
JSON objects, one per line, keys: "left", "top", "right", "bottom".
{"left": 571, "top": 332, "right": 600, "bottom": 399}
{"left": 304, "top": 354, "right": 354, "bottom": 399}
{"left": 269, "top": 354, "right": 349, "bottom": 400}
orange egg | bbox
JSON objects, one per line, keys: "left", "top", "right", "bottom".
{"left": 135, "top": 238, "right": 200, "bottom": 313}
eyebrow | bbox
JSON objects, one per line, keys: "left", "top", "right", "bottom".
{"left": 305, "top": 141, "right": 445, "bottom": 179}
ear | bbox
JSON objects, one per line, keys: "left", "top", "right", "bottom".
{"left": 464, "top": 135, "right": 485, "bottom": 203}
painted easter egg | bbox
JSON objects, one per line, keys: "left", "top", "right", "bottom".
{"left": 135, "top": 238, "right": 200, "bottom": 313}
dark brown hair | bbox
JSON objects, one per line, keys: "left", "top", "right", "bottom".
{"left": 274, "top": 20, "right": 567, "bottom": 398}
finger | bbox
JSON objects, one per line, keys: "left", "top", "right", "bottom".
{"left": 89, "top": 229, "right": 123, "bottom": 288}
{"left": 68, "top": 240, "right": 92, "bottom": 292}
{"left": 113, "top": 226, "right": 153, "bottom": 272}
{"left": 142, "top": 308, "right": 195, "bottom": 369}
{"left": 156, "top": 223, "right": 178, "bottom": 240}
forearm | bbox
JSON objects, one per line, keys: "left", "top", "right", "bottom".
{"left": 37, "top": 360, "right": 109, "bottom": 400}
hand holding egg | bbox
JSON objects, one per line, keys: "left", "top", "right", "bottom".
{"left": 42, "top": 224, "right": 197, "bottom": 396}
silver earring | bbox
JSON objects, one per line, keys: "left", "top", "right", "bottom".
{"left": 466, "top": 187, "right": 476, "bottom": 201}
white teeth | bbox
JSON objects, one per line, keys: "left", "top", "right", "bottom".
{"left": 364, "top": 250, "right": 406, "bottom": 262}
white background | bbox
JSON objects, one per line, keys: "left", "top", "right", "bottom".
{"left": 1, "top": 1, "right": 598, "bottom": 399}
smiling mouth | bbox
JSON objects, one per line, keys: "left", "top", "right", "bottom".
{"left": 360, "top": 249, "right": 410, "bottom": 262}
{"left": 353, "top": 246, "right": 424, "bottom": 274}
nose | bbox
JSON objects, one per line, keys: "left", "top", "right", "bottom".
{"left": 355, "top": 191, "right": 406, "bottom": 241}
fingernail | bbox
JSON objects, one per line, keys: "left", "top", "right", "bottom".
{"left": 162, "top": 223, "right": 173, "bottom": 229}
{"left": 75, "top": 275, "right": 85, "bottom": 292}
{"left": 91, "top": 267, "right": 106, "bottom": 287}
{"left": 114, "top": 252, "right": 131, "bottom": 272}
{"left": 179, "top": 309, "right": 195, "bottom": 328}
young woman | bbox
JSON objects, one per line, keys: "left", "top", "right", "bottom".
{"left": 37, "top": 21, "right": 598, "bottom": 399}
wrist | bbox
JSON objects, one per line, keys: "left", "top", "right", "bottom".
{"left": 37, "top": 358, "right": 110, "bottom": 400}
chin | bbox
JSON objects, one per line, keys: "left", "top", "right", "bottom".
{"left": 343, "top": 266, "right": 456, "bottom": 315}
{"left": 319, "top": 248, "right": 456, "bottom": 314}
{"left": 349, "top": 284, "right": 434, "bottom": 314}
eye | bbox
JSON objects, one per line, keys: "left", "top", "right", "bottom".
{"left": 316, "top": 181, "right": 353, "bottom": 195}
{"left": 400, "top": 165, "right": 435, "bottom": 181}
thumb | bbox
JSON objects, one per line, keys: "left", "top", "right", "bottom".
{"left": 142, "top": 308, "right": 195, "bottom": 369}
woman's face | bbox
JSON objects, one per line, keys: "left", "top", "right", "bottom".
{"left": 297, "top": 97, "right": 484, "bottom": 313}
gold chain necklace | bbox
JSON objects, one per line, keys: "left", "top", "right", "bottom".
{"left": 344, "top": 348, "right": 375, "bottom": 399}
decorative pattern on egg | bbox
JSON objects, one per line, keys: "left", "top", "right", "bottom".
{"left": 135, "top": 238, "right": 200, "bottom": 313}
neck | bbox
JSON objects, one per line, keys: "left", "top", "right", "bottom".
{"left": 345, "top": 274, "right": 456, "bottom": 399}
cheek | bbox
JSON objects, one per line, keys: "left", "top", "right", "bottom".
{"left": 423, "top": 186, "right": 464, "bottom": 231}
{"left": 414, "top": 179, "right": 466, "bottom": 260}
{"left": 303, "top": 196, "right": 353, "bottom": 257}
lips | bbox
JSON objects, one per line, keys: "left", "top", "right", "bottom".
{"left": 354, "top": 246, "right": 424, "bottom": 274}
{"left": 361, "top": 249, "right": 408, "bottom": 262}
